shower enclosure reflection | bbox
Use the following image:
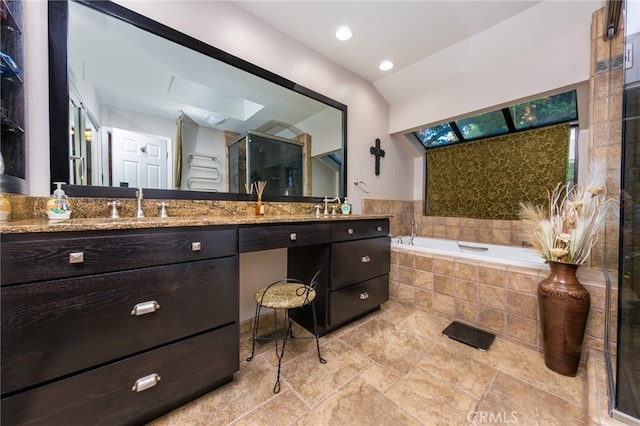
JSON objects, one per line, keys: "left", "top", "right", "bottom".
{"left": 228, "top": 132, "right": 309, "bottom": 197}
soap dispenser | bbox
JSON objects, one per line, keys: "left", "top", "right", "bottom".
{"left": 341, "top": 197, "right": 351, "bottom": 215}
{"left": 46, "top": 182, "right": 72, "bottom": 220}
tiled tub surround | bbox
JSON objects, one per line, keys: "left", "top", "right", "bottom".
{"left": 362, "top": 198, "right": 529, "bottom": 247}
{"left": 389, "top": 246, "right": 616, "bottom": 358}
{"left": 363, "top": 197, "right": 617, "bottom": 353}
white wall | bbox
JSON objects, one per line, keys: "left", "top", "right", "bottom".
{"left": 389, "top": 28, "right": 592, "bottom": 135}
{"left": 239, "top": 250, "right": 287, "bottom": 322}
{"left": 24, "top": 0, "right": 50, "bottom": 196}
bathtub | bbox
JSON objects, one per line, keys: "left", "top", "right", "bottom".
{"left": 391, "top": 236, "right": 548, "bottom": 270}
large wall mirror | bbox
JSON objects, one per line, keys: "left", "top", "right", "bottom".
{"left": 49, "top": 0, "right": 347, "bottom": 201}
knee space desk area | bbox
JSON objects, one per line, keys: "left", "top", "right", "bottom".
{"left": 0, "top": 215, "right": 390, "bottom": 425}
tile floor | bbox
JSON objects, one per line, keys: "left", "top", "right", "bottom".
{"left": 149, "top": 301, "right": 586, "bottom": 425}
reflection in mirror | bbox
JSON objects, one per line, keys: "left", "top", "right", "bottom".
{"left": 50, "top": 0, "right": 346, "bottom": 200}
{"left": 228, "top": 132, "right": 308, "bottom": 197}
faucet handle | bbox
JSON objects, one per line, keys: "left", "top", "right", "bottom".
{"left": 158, "top": 202, "right": 169, "bottom": 218}
{"left": 107, "top": 201, "right": 121, "bottom": 219}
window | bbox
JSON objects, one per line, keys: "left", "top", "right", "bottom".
{"left": 455, "top": 110, "right": 509, "bottom": 140}
{"left": 418, "top": 123, "right": 459, "bottom": 148}
{"left": 413, "top": 90, "right": 578, "bottom": 150}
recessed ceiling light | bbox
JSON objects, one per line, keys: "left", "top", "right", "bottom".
{"left": 379, "top": 60, "right": 394, "bottom": 71}
{"left": 335, "top": 26, "right": 352, "bottom": 41}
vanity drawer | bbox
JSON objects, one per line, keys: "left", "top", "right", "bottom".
{"left": 1, "top": 324, "right": 239, "bottom": 426}
{"left": 331, "top": 219, "right": 389, "bottom": 242}
{"left": 330, "top": 275, "right": 389, "bottom": 326}
{"left": 331, "top": 237, "right": 390, "bottom": 290}
{"left": 1, "top": 227, "right": 237, "bottom": 285}
{"left": 1, "top": 256, "right": 238, "bottom": 395}
{"left": 239, "top": 223, "right": 330, "bottom": 252}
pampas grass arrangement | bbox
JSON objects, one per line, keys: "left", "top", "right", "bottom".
{"left": 519, "top": 162, "right": 616, "bottom": 264}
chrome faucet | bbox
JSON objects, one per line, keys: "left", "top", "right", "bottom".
{"left": 409, "top": 220, "right": 416, "bottom": 245}
{"left": 322, "top": 196, "right": 341, "bottom": 215}
{"left": 134, "top": 188, "right": 145, "bottom": 218}
{"left": 396, "top": 235, "right": 403, "bottom": 244}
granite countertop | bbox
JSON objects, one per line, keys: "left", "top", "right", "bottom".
{"left": 0, "top": 214, "right": 391, "bottom": 234}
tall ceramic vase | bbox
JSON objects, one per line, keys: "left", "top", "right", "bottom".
{"left": 538, "top": 261, "right": 590, "bottom": 376}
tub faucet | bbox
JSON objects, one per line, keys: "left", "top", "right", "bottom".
{"left": 409, "top": 220, "right": 416, "bottom": 245}
{"left": 134, "top": 188, "right": 145, "bottom": 218}
{"left": 396, "top": 235, "right": 403, "bottom": 244}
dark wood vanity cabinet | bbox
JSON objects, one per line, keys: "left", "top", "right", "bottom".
{"left": 0, "top": 226, "right": 239, "bottom": 425}
{"left": 288, "top": 218, "right": 390, "bottom": 335}
{"left": 0, "top": 216, "right": 388, "bottom": 423}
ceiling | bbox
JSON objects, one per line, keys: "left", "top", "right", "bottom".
{"left": 234, "top": 1, "right": 603, "bottom": 105}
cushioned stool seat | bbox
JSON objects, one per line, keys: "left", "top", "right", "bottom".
{"left": 246, "top": 270, "right": 326, "bottom": 393}
{"left": 254, "top": 283, "right": 316, "bottom": 309}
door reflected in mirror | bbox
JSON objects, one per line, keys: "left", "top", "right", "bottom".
{"left": 52, "top": 0, "right": 346, "bottom": 200}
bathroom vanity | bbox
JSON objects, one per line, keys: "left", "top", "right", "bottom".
{"left": 0, "top": 215, "right": 389, "bottom": 425}
{"left": 241, "top": 218, "right": 390, "bottom": 336}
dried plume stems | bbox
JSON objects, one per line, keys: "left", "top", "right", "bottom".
{"left": 519, "top": 163, "right": 616, "bottom": 264}
{"left": 254, "top": 181, "right": 267, "bottom": 202}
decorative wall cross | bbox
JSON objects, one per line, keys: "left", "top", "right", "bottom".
{"left": 370, "top": 138, "right": 385, "bottom": 176}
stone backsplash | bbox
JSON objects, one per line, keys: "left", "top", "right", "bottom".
{"left": 1, "top": 193, "right": 320, "bottom": 222}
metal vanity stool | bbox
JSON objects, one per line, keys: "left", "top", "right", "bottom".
{"left": 246, "top": 270, "right": 326, "bottom": 393}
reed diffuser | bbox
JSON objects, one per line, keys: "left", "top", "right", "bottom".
{"left": 254, "top": 181, "right": 267, "bottom": 215}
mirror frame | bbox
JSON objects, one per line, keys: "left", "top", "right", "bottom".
{"left": 48, "top": 0, "right": 347, "bottom": 202}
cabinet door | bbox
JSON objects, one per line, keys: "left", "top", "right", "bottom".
{"left": 1, "top": 325, "right": 239, "bottom": 426}
{"left": 1, "top": 227, "right": 236, "bottom": 285}
{"left": 330, "top": 275, "right": 389, "bottom": 326}
{"left": 1, "top": 257, "right": 237, "bottom": 395}
{"left": 331, "top": 220, "right": 389, "bottom": 242}
{"left": 331, "top": 237, "right": 390, "bottom": 290}
{"left": 240, "top": 223, "right": 330, "bottom": 252}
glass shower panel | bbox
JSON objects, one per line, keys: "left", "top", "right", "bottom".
{"left": 227, "top": 132, "right": 304, "bottom": 197}
{"left": 617, "top": 0, "right": 640, "bottom": 420}
{"left": 619, "top": 86, "right": 640, "bottom": 422}
{"left": 248, "top": 133, "right": 303, "bottom": 197}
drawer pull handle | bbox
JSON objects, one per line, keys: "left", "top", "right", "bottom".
{"left": 376, "top": 226, "right": 383, "bottom": 232}
{"left": 131, "top": 301, "right": 160, "bottom": 316}
{"left": 192, "top": 242, "right": 201, "bottom": 251}
{"left": 69, "top": 252, "right": 84, "bottom": 264}
{"left": 132, "top": 373, "right": 161, "bottom": 392}
{"left": 347, "top": 228, "right": 354, "bottom": 235}
{"left": 361, "top": 255, "right": 371, "bottom": 263}
{"left": 290, "top": 233, "right": 297, "bottom": 241}
{"left": 360, "top": 292, "right": 369, "bottom": 300}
